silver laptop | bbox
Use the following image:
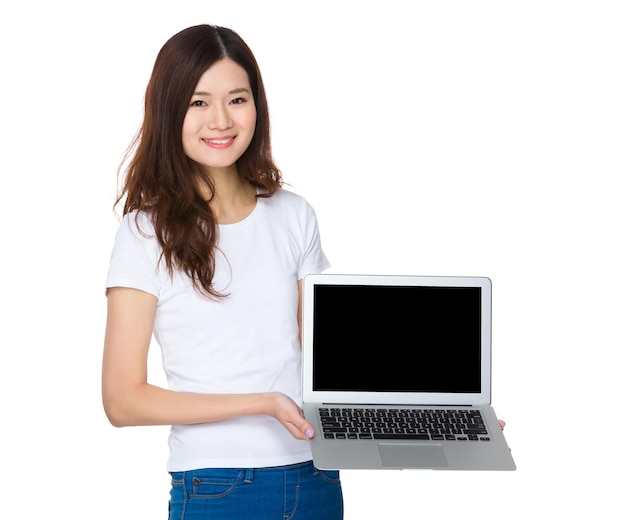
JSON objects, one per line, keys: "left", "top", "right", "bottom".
{"left": 301, "top": 273, "right": 516, "bottom": 471}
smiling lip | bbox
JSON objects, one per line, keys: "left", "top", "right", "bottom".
{"left": 202, "top": 136, "right": 236, "bottom": 148}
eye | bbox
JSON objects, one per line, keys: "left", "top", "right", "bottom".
{"left": 189, "top": 99, "right": 207, "bottom": 107}
{"left": 230, "top": 97, "right": 246, "bottom": 105}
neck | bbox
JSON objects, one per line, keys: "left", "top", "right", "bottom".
{"left": 200, "top": 167, "right": 257, "bottom": 224}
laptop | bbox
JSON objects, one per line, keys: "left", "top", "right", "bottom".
{"left": 301, "top": 273, "right": 516, "bottom": 471}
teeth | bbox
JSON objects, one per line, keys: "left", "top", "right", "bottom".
{"left": 205, "top": 138, "right": 232, "bottom": 144}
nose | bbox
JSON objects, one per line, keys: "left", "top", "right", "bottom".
{"left": 207, "top": 103, "right": 232, "bottom": 130}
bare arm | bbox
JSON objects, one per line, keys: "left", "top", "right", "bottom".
{"left": 101, "top": 286, "right": 314, "bottom": 439}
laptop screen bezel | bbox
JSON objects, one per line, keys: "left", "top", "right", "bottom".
{"left": 301, "top": 273, "right": 492, "bottom": 406}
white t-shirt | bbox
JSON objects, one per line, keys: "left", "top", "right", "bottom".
{"left": 106, "top": 188, "right": 330, "bottom": 471}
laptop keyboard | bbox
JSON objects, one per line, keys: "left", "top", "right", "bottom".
{"left": 319, "top": 407, "right": 491, "bottom": 441}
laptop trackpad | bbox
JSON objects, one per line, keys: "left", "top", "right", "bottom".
{"left": 379, "top": 443, "right": 448, "bottom": 468}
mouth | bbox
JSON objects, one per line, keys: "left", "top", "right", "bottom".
{"left": 202, "top": 136, "right": 235, "bottom": 146}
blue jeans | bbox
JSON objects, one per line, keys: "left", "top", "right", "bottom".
{"left": 168, "top": 460, "right": 343, "bottom": 519}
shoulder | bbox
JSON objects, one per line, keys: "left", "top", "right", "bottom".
{"left": 263, "top": 188, "right": 316, "bottom": 215}
{"left": 260, "top": 189, "right": 324, "bottom": 242}
{"left": 112, "top": 210, "right": 160, "bottom": 255}
{"left": 118, "top": 210, "right": 156, "bottom": 237}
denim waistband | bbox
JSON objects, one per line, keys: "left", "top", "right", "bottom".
{"left": 253, "top": 460, "right": 313, "bottom": 472}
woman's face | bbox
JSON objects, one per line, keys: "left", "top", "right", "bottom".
{"left": 182, "top": 58, "right": 257, "bottom": 174}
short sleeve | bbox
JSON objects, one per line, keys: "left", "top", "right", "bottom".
{"left": 297, "top": 198, "right": 331, "bottom": 279}
{"left": 105, "top": 212, "right": 162, "bottom": 297}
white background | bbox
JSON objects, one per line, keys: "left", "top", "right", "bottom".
{"left": 1, "top": 1, "right": 624, "bottom": 518}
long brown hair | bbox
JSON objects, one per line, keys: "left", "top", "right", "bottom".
{"left": 115, "top": 25, "right": 282, "bottom": 297}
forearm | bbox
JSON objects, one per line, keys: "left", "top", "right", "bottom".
{"left": 104, "top": 383, "right": 275, "bottom": 427}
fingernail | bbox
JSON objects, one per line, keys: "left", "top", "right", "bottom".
{"left": 305, "top": 428, "right": 313, "bottom": 438}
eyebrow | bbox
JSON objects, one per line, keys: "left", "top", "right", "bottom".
{"left": 192, "top": 87, "right": 251, "bottom": 96}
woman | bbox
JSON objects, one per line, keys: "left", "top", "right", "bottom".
{"left": 102, "top": 24, "right": 343, "bottom": 519}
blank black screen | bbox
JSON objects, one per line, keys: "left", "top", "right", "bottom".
{"left": 312, "top": 284, "right": 482, "bottom": 393}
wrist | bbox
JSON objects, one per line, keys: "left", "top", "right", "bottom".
{"left": 259, "top": 391, "right": 279, "bottom": 418}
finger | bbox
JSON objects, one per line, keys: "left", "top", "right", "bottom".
{"left": 298, "top": 417, "right": 315, "bottom": 439}
{"left": 286, "top": 422, "right": 313, "bottom": 441}
{"left": 280, "top": 412, "right": 315, "bottom": 440}
{"left": 296, "top": 418, "right": 315, "bottom": 439}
